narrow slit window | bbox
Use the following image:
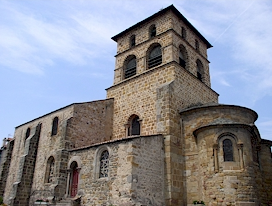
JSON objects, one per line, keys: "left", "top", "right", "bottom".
{"left": 196, "top": 60, "right": 204, "bottom": 82}
{"left": 51, "top": 117, "right": 59, "bottom": 136}
{"left": 179, "top": 50, "right": 186, "bottom": 68}
{"left": 181, "top": 27, "right": 186, "bottom": 39}
{"left": 150, "top": 25, "right": 156, "bottom": 38}
{"left": 195, "top": 39, "right": 199, "bottom": 51}
{"left": 130, "top": 35, "right": 135, "bottom": 47}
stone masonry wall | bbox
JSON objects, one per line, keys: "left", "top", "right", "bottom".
{"left": 108, "top": 63, "right": 217, "bottom": 141}
{"left": 4, "top": 105, "right": 74, "bottom": 203}
{"left": 195, "top": 126, "right": 260, "bottom": 206}
{"left": 66, "top": 99, "right": 114, "bottom": 149}
{"left": 171, "top": 32, "right": 211, "bottom": 88}
{"left": 9, "top": 123, "right": 41, "bottom": 206}
{"left": 4, "top": 100, "right": 115, "bottom": 204}
{"left": 115, "top": 10, "right": 208, "bottom": 61}
{"left": 4, "top": 128, "right": 26, "bottom": 202}
{"left": 108, "top": 7, "right": 217, "bottom": 142}
{"left": 107, "top": 64, "right": 176, "bottom": 140}
{"left": 113, "top": 27, "right": 174, "bottom": 85}
{"left": 108, "top": 10, "right": 218, "bottom": 205}
{"left": 115, "top": 11, "right": 173, "bottom": 55}
{"left": 25, "top": 106, "right": 74, "bottom": 201}
{"left": 113, "top": 11, "right": 211, "bottom": 87}
{"left": 180, "top": 105, "right": 266, "bottom": 205}
{"left": 259, "top": 141, "right": 272, "bottom": 205}
{"left": 171, "top": 11, "right": 208, "bottom": 59}
{"left": 155, "top": 64, "right": 217, "bottom": 205}
{"left": 129, "top": 135, "right": 165, "bottom": 205}
{"left": 68, "top": 135, "right": 164, "bottom": 206}
{"left": 0, "top": 140, "right": 14, "bottom": 197}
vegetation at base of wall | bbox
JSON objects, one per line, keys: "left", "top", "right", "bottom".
{"left": 193, "top": 200, "right": 205, "bottom": 205}
{"left": 0, "top": 196, "right": 7, "bottom": 206}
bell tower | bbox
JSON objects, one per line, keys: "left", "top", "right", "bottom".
{"left": 107, "top": 5, "right": 218, "bottom": 139}
{"left": 106, "top": 6, "right": 218, "bottom": 204}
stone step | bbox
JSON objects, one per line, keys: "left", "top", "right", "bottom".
{"left": 55, "top": 199, "right": 72, "bottom": 206}
{"left": 55, "top": 202, "right": 72, "bottom": 206}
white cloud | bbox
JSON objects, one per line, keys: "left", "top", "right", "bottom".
{"left": 229, "top": 1, "right": 272, "bottom": 99}
{"left": 2, "top": 0, "right": 271, "bottom": 95}
{"left": 184, "top": 0, "right": 272, "bottom": 103}
{"left": 0, "top": 1, "right": 118, "bottom": 75}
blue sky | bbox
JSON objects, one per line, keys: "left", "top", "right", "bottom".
{"left": 1, "top": 0, "right": 272, "bottom": 141}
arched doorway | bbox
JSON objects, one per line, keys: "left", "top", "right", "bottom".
{"left": 70, "top": 161, "right": 79, "bottom": 197}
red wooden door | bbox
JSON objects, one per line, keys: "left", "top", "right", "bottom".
{"left": 71, "top": 168, "right": 79, "bottom": 197}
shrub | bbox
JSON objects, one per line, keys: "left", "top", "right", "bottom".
{"left": 193, "top": 200, "right": 205, "bottom": 205}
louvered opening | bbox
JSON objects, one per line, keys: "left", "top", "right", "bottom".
{"left": 148, "top": 46, "right": 162, "bottom": 69}
{"left": 125, "top": 58, "right": 136, "bottom": 79}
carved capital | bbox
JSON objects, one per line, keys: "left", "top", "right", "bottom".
{"left": 213, "top": 144, "right": 218, "bottom": 150}
{"left": 237, "top": 143, "right": 243, "bottom": 149}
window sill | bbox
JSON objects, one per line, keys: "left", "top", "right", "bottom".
{"left": 96, "top": 176, "right": 109, "bottom": 182}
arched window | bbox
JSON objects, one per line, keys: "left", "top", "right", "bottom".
{"left": 51, "top": 117, "right": 58, "bottom": 136}
{"left": 179, "top": 46, "right": 187, "bottom": 68}
{"left": 148, "top": 45, "right": 162, "bottom": 69}
{"left": 130, "top": 35, "right": 136, "bottom": 47}
{"left": 25, "top": 128, "right": 30, "bottom": 140}
{"left": 45, "top": 156, "right": 55, "bottom": 183}
{"left": 223, "top": 139, "right": 234, "bottom": 161}
{"left": 149, "top": 25, "right": 156, "bottom": 38}
{"left": 127, "top": 115, "right": 140, "bottom": 136}
{"left": 195, "top": 39, "right": 199, "bottom": 51}
{"left": 181, "top": 27, "right": 186, "bottom": 39}
{"left": 196, "top": 60, "right": 204, "bottom": 82}
{"left": 99, "top": 150, "right": 109, "bottom": 178}
{"left": 124, "top": 56, "right": 137, "bottom": 79}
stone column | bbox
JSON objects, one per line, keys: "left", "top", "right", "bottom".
{"left": 138, "top": 119, "right": 142, "bottom": 135}
{"left": 65, "top": 169, "right": 72, "bottom": 198}
{"left": 124, "top": 123, "right": 129, "bottom": 137}
{"left": 238, "top": 143, "right": 244, "bottom": 170}
{"left": 213, "top": 144, "right": 219, "bottom": 172}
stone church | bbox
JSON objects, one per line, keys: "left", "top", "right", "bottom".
{"left": 0, "top": 5, "right": 271, "bottom": 206}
